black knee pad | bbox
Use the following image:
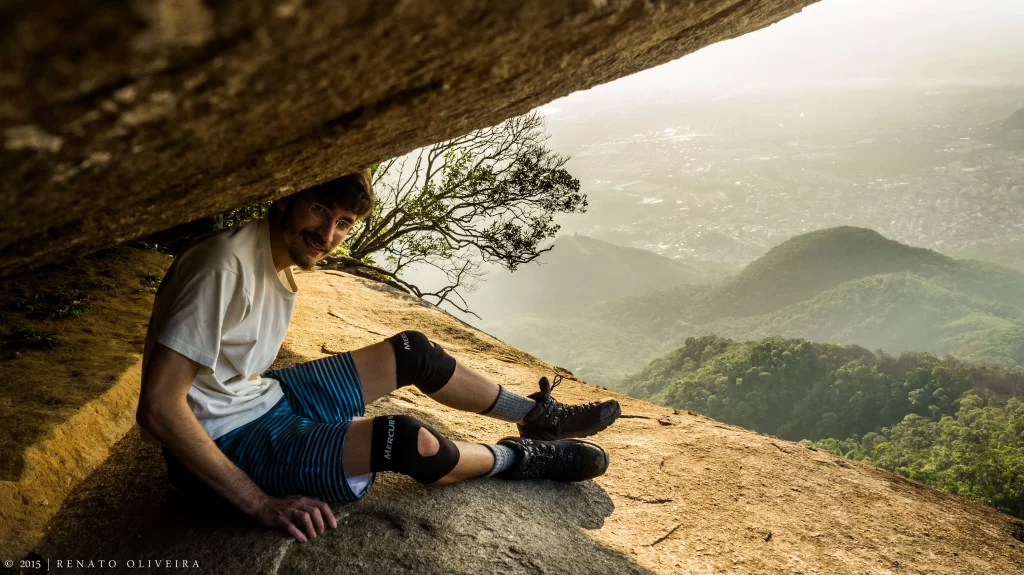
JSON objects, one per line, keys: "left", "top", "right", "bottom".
{"left": 370, "top": 415, "right": 460, "bottom": 484}
{"left": 388, "top": 331, "right": 457, "bottom": 395}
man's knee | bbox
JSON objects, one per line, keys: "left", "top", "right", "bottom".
{"left": 370, "top": 415, "right": 459, "bottom": 484}
{"left": 387, "top": 331, "right": 456, "bottom": 395}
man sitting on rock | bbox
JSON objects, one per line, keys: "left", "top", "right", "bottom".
{"left": 136, "top": 169, "right": 622, "bottom": 543}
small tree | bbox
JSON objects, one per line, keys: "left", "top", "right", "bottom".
{"left": 339, "top": 111, "right": 587, "bottom": 316}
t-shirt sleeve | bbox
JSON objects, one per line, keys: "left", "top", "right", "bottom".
{"left": 156, "top": 267, "right": 251, "bottom": 371}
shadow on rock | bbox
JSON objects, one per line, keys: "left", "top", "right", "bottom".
{"left": 289, "top": 474, "right": 636, "bottom": 575}
{"left": 36, "top": 426, "right": 648, "bottom": 575}
{"left": 34, "top": 429, "right": 290, "bottom": 573}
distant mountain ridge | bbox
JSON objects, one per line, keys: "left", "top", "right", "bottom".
{"left": 484, "top": 226, "right": 1024, "bottom": 385}
{"left": 710, "top": 226, "right": 952, "bottom": 317}
{"left": 1003, "top": 108, "right": 1024, "bottom": 131}
{"left": 462, "top": 234, "right": 734, "bottom": 321}
{"left": 987, "top": 108, "right": 1024, "bottom": 148}
{"left": 598, "top": 226, "right": 1024, "bottom": 326}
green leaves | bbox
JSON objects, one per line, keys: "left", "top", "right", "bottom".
{"left": 809, "top": 394, "right": 1024, "bottom": 518}
{"left": 222, "top": 201, "right": 272, "bottom": 228}
{"left": 622, "top": 335, "right": 1024, "bottom": 448}
{"left": 0, "top": 327, "right": 59, "bottom": 351}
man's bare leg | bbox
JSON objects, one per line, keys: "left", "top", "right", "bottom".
{"left": 342, "top": 418, "right": 494, "bottom": 485}
{"left": 350, "top": 339, "right": 500, "bottom": 412}
{"left": 341, "top": 335, "right": 615, "bottom": 485}
{"left": 350, "top": 334, "right": 619, "bottom": 440}
{"left": 345, "top": 340, "right": 503, "bottom": 484}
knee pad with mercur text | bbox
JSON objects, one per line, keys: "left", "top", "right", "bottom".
{"left": 388, "top": 331, "right": 456, "bottom": 394}
{"left": 370, "top": 415, "right": 460, "bottom": 484}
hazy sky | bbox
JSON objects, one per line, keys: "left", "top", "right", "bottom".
{"left": 547, "top": 0, "right": 1024, "bottom": 108}
{"left": 409, "top": 0, "right": 1024, "bottom": 298}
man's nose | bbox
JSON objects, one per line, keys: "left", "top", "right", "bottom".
{"left": 312, "top": 219, "right": 335, "bottom": 242}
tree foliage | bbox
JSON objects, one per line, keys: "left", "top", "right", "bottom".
{"left": 619, "top": 335, "right": 1024, "bottom": 442}
{"left": 343, "top": 112, "right": 587, "bottom": 315}
{"left": 221, "top": 201, "right": 272, "bottom": 229}
{"left": 619, "top": 334, "right": 1024, "bottom": 517}
{"left": 808, "top": 394, "right": 1024, "bottom": 518}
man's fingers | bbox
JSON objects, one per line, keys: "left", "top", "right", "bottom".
{"left": 298, "top": 510, "right": 317, "bottom": 540}
{"left": 304, "top": 505, "right": 326, "bottom": 535}
{"left": 285, "top": 522, "right": 308, "bottom": 543}
{"left": 262, "top": 496, "right": 336, "bottom": 542}
{"left": 314, "top": 500, "right": 338, "bottom": 529}
{"left": 299, "top": 497, "right": 336, "bottom": 531}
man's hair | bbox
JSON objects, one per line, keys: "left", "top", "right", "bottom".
{"left": 276, "top": 168, "right": 376, "bottom": 220}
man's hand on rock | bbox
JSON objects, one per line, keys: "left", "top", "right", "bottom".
{"left": 253, "top": 494, "right": 338, "bottom": 542}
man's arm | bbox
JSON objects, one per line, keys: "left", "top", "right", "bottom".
{"left": 137, "top": 342, "right": 336, "bottom": 542}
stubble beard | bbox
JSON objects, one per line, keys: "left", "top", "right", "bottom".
{"left": 287, "top": 238, "right": 318, "bottom": 271}
{"left": 282, "top": 208, "right": 325, "bottom": 271}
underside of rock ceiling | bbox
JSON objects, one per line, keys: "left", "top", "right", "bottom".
{"left": 0, "top": 0, "right": 818, "bottom": 276}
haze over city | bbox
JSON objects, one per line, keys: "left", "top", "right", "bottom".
{"left": 405, "top": 0, "right": 1024, "bottom": 376}
{"left": 394, "top": 0, "right": 1020, "bottom": 316}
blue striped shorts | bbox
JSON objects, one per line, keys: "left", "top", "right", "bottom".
{"left": 214, "top": 352, "right": 375, "bottom": 503}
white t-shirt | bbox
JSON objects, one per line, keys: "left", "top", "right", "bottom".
{"left": 142, "top": 217, "right": 296, "bottom": 442}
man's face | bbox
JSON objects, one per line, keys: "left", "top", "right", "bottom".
{"left": 279, "top": 192, "right": 359, "bottom": 271}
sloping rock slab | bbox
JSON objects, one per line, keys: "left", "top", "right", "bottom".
{"left": 0, "top": 247, "right": 171, "bottom": 559}
{"left": 35, "top": 427, "right": 646, "bottom": 575}
{"left": 19, "top": 270, "right": 1024, "bottom": 574}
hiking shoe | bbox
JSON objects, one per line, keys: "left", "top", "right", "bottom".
{"left": 517, "top": 375, "right": 621, "bottom": 440}
{"left": 496, "top": 437, "right": 609, "bottom": 482}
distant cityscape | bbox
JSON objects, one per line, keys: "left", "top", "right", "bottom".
{"left": 546, "top": 85, "right": 1024, "bottom": 270}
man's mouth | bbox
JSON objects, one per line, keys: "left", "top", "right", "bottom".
{"left": 303, "top": 236, "right": 326, "bottom": 256}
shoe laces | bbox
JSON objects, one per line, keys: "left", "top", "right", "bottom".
{"left": 534, "top": 374, "right": 606, "bottom": 426}
{"left": 518, "top": 439, "right": 581, "bottom": 479}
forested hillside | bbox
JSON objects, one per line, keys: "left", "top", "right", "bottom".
{"left": 484, "top": 227, "right": 1024, "bottom": 385}
{"left": 597, "top": 226, "right": 1024, "bottom": 329}
{"left": 700, "top": 226, "right": 955, "bottom": 318}
{"left": 807, "top": 393, "right": 1024, "bottom": 519}
{"left": 618, "top": 335, "right": 1024, "bottom": 518}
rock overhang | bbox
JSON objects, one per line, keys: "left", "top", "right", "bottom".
{"left": 0, "top": 0, "right": 819, "bottom": 277}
